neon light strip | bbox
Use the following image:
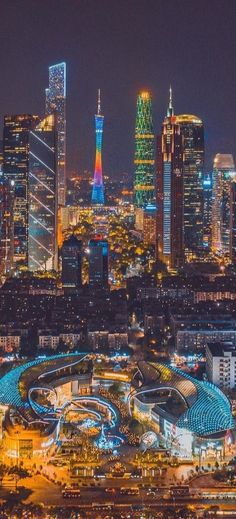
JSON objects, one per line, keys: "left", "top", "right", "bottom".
{"left": 29, "top": 151, "right": 55, "bottom": 175}
{"left": 29, "top": 172, "right": 54, "bottom": 194}
{"left": 29, "top": 214, "right": 52, "bottom": 233}
{"left": 30, "top": 193, "right": 54, "bottom": 215}
{"left": 29, "top": 234, "right": 53, "bottom": 256}
{"left": 31, "top": 131, "right": 54, "bottom": 153}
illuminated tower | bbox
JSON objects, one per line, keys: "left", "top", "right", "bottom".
{"left": 212, "top": 154, "right": 236, "bottom": 257}
{"left": 45, "top": 62, "right": 66, "bottom": 206}
{"left": 28, "top": 115, "right": 58, "bottom": 272}
{"left": 156, "top": 88, "right": 184, "bottom": 268}
{"left": 3, "top": 114, "right": 39, "bottom": 267}
{"left": 230, "top": 178, "right": 236, "bottom": 265}
{"left": 92, "top": 90, "right": 105, "bottom": 205}
{"left": 134, "top": 91, "right": 155, "bottom": 207}
{"left": 175, "top": 114, "right": 204, "bottom": 257}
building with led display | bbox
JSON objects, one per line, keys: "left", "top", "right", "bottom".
{"left": 91, "top": 90, "right": 105, "bottom": 205}
{"left": 88, "top": 236, "right": 108, "bottom": 288}
{"left": 203, "top": 172, "right": 213, "bottom": 249}
{"left": 28, "top": 115, "right": 58, "bottom": 272}
{"left": 45, "top": 62, "right": 66, "bottom": 206}
{"left": 3, "top": 114, "right": 39, "bottom": 267}
{"left": 130, "top": 361, "right": 234, "bottom": 459}
{"left": 230, "top": 177, "right": 236, "bottom": 264}
{"left": 134, "top": 91, "right": 155, "bottom": 208}
{"left": 156, "top": 88, "right": 184, "bottom": 268}
{"left": 212, "top": 154, "right": 236, "bottom": 258}
{"left": 62, "top": 234, "right": 83, "bottom": 292}
{"left": 175, "top": 114, "right": 204, "bottom": 258}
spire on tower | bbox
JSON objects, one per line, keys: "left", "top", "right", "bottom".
{"left": 167, "top": 85, "right": 174, "bottom": 117}
{"left": 97, "top": 89, "right": 101, "bottom": 115}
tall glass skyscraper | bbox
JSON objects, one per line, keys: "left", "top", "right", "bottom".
{"left": 88, "top": 236, "right": 108, "bottom": 287}
{"left": 134, "top": 91, "right": 155, "bottom": 208}
{"left": 62, "top": 235, "right": 82, "bottom": 292}
{"left": 45, "top": 62, "right": 66, "bottom": 206}
{"left": 92, "top": 90, "right": 105, "bottom": 205}
{"left": 0, "top": 177, "right": 14, "bottom": 274}
{"left": 212, "top": 154, "right": 236, "bottom": 258}
{"left": 28, "top": 115, "right": 58, "bottom": 272}
{"left": 156, "top": 89, "right": 184, "bottom": 268}
{"left": 3, "top": 114, "right": 39, "bottom": 266}
{"left": 175, "top": 114, "right": 204, "bottom": 257}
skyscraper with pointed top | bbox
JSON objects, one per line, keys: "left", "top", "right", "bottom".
{"left": 92, "top": 90, "right": 105, "bottom": 205}
{"left": 156, "top": 87, "right": 184, "bottom": 268}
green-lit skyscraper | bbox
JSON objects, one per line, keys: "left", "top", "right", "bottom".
{"left": 134, "top": 91, "right": 155, "bottom": 207}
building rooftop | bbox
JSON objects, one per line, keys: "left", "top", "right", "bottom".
{"left": 130, "top": 361, "right": 234, "bottom": 437}
{"left": 207, "top": 342, "right": 236, "bottom": 357}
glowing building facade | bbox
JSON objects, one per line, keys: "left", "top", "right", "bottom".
{"left": 92, "top": 90, "right": 105, "bottom": 205}
{"left": 45, "top": 62, "right": 66, "bottom": 206}
{"left": 156, "top": 89, "right": 184, "bottom": 268}
{"left": 175, "top": 114, "right": 204, "bottom": 257}
{"left": 134, "top": 91, "right": 155, "bottom": 208}
{"left": 28, "top": 115, "right": 58, "bottom": 272}
{"left": 212, "top": 154, "right": 236, "bottom": 257}
{"left": 230, "top": 178, "right": 236, "bottom": 265}
{"left": 3, "top": 114, "right": 39, "bottom": 267}
{"left": 203, "top": 173, "right": 212, "bottom": 249}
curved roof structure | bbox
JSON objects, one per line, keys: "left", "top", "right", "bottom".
{"left": 175, "top": 114, "right": 202, "bottom": 125}
{"left": 130, "top": 361, "right": 234, "bottom": 438}
{"left": 0, "top": 353, "right": 88, "bottom": 423}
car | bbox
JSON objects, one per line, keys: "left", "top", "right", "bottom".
{"left": 105, "top": 487, "right": 116, "bottom": 493}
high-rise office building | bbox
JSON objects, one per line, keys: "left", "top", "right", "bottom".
{"left": 203, "top": 173, "right": 213, "bottom": 249}
{"left": 62, "top": 235, "right": 82, "bottom": 292}
{"left": 45, "top": 62, "right": 66, "bottom": 206}
{"left": 92, "top": 90, "right": 105, "bottom": 205}
{"left": 212, "top": 154, "right": 236, "bottom": 257}
{"left": 134, "top": 91, "right": 155, "bottom": 208}
{"left": 3, "top": 114, "right": 39, "bottom": 267}
{"left": 230, "top": 178, "right": 236, "bottom": 265}
{"left": 175, "top": 114, "right": 204, "bottom": 256}
{"left": 28, "top": 115, "right": 58, "bottom": 272}
{"left": 156, "top": 89, "right": 184, "bottom": 268}
{"left": 0, "top": 177, "right": 14, "bottom": 274}
{"left": 88, "top": 236, "right": 108, "bottom": 288}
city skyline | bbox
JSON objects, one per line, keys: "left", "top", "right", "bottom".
{"left": 1, "top": 1, "right": 236, "bottom": 177}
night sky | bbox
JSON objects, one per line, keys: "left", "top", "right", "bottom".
{"left": 1, "top": 0, "right": 236, "bottom": 177}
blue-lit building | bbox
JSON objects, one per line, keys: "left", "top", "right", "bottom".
{"left": 156, "top": 89, "right": 184, "bottom": 268}
{"left": 130, "top": 361, "right": 234, "bottom": 460}
{"left": 61, "top": 234, "right": 82, "bottom": 292}
{"left": 88, "top": 236, "right": 108, "bottom": 288}
{"left": 28, "top": 115, "right": 58, "bottom": 272}
{"left": 45, "top": 62, "right": 66, "bottom": 206}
